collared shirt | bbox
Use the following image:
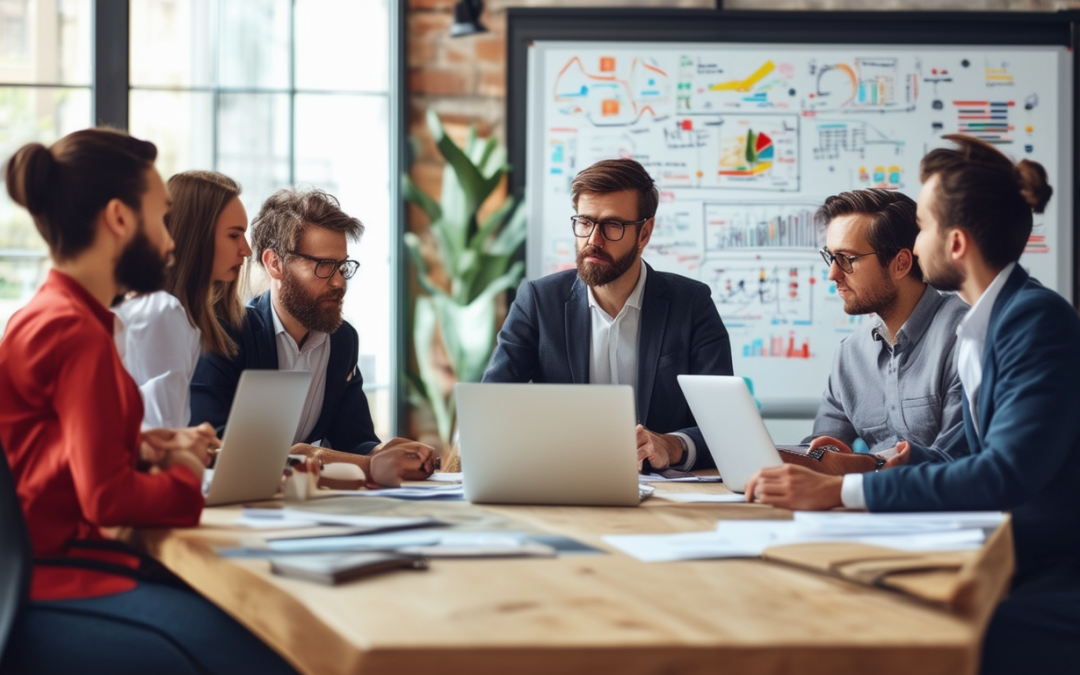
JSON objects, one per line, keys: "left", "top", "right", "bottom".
{"left": 812, "top": 285, "right": 967, "bottom": 453}
{"left": 0, "top": 270, "right": 203, "bottom": 601}
{"left": 956, "top": 262, "right": 1016, "bottom": 435}
{"left": 586, "top": 265, "right": 696, "bottom": 470}
{"left": 270, "top": 302, "right": 331, "bottom": 444}
{"left": 840, "top": 265, "right": 1016, "bottom": 509}
{"left": 115, "top": 291, "right": 203, "bottom": 429}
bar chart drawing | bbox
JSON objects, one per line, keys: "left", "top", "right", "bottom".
{"left": 704, "top": 202, "right": 825, "bottom": 250}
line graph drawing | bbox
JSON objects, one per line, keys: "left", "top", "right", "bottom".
{"left": 805, "top": 57, "right": 918, "bottom": 113}
{"left": 553, "top": 56, "right": 672, "bottom": 127}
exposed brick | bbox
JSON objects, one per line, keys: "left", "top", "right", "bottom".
{"left": 409, "top": 68, "right": 475, "bottom": 96}
{"left": 474, "top": 35, "right": 505, "bottom": 63}
{"left": 444, "top": 43, "right": 472, "bottom": 64}
{"left": 407, "top": 35, "right": 437, "bottom": 67}
{"left": 409, "top": 0, "right": 455, "bottom": 9}
{"left": 478, "top": 70, "right": 505, "bottom": 98}
{"left": 409, "top": 11, "right": 452, "bottom": 36}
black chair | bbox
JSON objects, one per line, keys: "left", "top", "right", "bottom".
{"left": 0, "top": 441, "right": 32, "bottom": 665}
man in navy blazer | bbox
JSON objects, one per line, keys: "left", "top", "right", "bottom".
{"left": 483, "top": 159, "right": 732, "bottom": 471}
{"left": 191, "top": 188, "right": 434, "bottom": 484}
{"left": 744, "top": 136, "right": 1080, "bottom": 674}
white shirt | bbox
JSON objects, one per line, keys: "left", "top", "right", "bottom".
{"left": 114, "top": 291, "right": 202, "bottom": 429}
{"left": 586, "top": 265, "right": 696, "bottom": 470}
{"left": 840, "top": 263, "right": 1017, "bottom": 509}
{"left": 955, "top": 262, "right": 1015, "bottom": 436}
{"left": 270, "top": 302, "right": 331, "bottom": 444}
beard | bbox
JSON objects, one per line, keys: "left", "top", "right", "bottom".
{"left": 576, "top": 244, "right": 638, "bottom": 287}
{"left": 115, "top": 219, "right": 169, "bottom": 294}
{"left": 919, "top": 248, "right": 965, "bottom": 292}
{"left": 840, "top": 272, "right": 899, "bottom": 317}
{"left": 279, "top": 265, "right": 346, "bottom": 334}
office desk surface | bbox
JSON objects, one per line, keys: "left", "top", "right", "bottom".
{"left": 128, "top": 481, "right": 1012, "bottom": 675}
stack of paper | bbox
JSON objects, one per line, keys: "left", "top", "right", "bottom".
{"left": 603, "top": 511, "right": 1005, "bottom": 562}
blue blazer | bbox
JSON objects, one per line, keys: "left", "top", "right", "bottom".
{"left": 864, "top": 267, "right": 1080, "bottom": 576}
{"left": 482, "top": 263, "right": 733, "bottom": 469}
{"left": 190, "top": 291, "right": 380, "bottom": 454}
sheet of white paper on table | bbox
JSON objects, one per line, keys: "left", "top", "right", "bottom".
{"left": 715, "top": 520, "right": 987, "bottom": 552}
{"left": 655, "top": 491, "right": 746, "bottom": 503}
{"left": 602, "top": 531, "right": 764, "bottom": 562}
{"left": 427, "top": 472, "right": 463, "bottom": 483}
{"left": 792, "top": 511, "right": 1007, "bottom": 534}
{"left": 638, "top": 474, "right": 724, "bottom": 483}
{"left": 332, "top": 484, "right": 465, "bottom": 499}
{"left": 266, "top": 529, "right": 534, "bottom": 554}
{"left": 238, "top": 508, "right": 436, "bottom": 531}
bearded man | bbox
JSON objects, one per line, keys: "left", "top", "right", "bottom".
{"left": 810, "top": 189, "right": 967, "bottom": 456}
{"left": 482, "top": 159, "right": 733, "bottom": 471}
{"left": 191, "top": 188, "right": 434, "bottom": 475}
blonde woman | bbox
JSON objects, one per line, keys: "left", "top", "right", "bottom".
{"left": 116, "top": 170, "right": 250, "bottom": 428}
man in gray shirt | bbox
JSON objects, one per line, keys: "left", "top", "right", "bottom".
{"left": 812, "top": 188, "right": 966, "bottom": 456}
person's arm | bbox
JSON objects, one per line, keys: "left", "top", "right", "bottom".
{"left": 671, "top": 283, "right": 732, "bottom": 471}
{"left": 482, "top": 280, "right": 540, "bottom": 383}
{"left": 922, "top": 343, "right": 967, "bottom": 463}
{"left": 124, "top": 300, "right": 201, "bottom": 429}
{"left": 189, "top": 341, "right": 245, "bottom": 436}
{"left": 56, "top": 323, "right": 202, "bottom": 528}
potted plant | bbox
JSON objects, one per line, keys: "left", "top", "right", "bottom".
{"left": 403, "top": 110, "right": 526, "bottom": 458}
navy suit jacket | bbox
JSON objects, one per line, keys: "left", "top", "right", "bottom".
{"left": 864, "top": 267, "right": 1080, "bottom": 576}
{"left": 190, "top": 291, "right": 380, "bottom": 454}
{"left": 482, "top": 263, "right": 733, "bottom": 470}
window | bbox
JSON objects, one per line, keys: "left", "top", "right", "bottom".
{"left": 0, "top": 0, "right": 91, "bottom": 333}
{"left": 0, "top": 1, "right": 397, "bottom": 438}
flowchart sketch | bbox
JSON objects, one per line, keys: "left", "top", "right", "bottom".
{"left": 553, "top": 55, "right": 671, "bottom": 127}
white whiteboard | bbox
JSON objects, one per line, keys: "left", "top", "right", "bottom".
{"left": 525, "top": 42, "right": 1074, "bottom": 415}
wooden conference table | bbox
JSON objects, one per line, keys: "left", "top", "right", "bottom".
{"left": 127, "top": 477, "right": 1014, "bottom": 675}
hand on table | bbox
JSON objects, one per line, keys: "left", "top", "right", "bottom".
{"left": 635, "top": 425, "right": 683, "bottom": 471}
{"left": 368, "top": 444, "right": 437, "bottom": 487}
{"left": 141, "top": 423, "right": 220, "bottom": 470}
{"left": 743, "top": 464, "right": 843, "bottom": 510}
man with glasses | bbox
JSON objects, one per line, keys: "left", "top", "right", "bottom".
{"left": 809, "top": 189, "right": 967, "bottom": 462}
{"left": 483, "top": 159, "right": 733, "bottom": 472}
{"left": 191, "top": 187, "right": 435, "bottom": 484}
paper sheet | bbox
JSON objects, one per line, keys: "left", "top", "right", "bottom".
{"left": 639, "top": 474, "right": 724, "bottom": 483}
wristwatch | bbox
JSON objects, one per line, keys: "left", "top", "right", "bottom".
{"left": 870, "top": 454, "right": 888, "bottom": 471}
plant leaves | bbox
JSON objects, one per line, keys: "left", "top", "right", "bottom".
{"left": 412, "top": 296, "right": 454, "bottom": 448}
{"left": 402, "top": 174, "right": 441, "bottom": 222}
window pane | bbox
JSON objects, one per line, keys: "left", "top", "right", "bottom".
{"left": 294, "top": 0, "right": 388, "bottom": 92}
{"left": 216, "top": 92, "right": 290, "bottom": 216}
{"left": 217, "top": 0, "right": 290, "bottom": 89}
{"left": 295, "top": 93, "right": 390, "bottom": 435}
{"left": 0, "top": 85, "right": 90, "bottom": 331}
{"left": 0, "top": 0, "right": 91, "bottom": 85}
{"left": 130, "top": 0, "right": 214, "bottom": 87}
{"left": 129, "top": 89, "right": 214, "bottom": 180}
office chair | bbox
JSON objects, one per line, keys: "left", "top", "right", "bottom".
{"left": 0, "top": 441, "right": 31, "bottom": 664}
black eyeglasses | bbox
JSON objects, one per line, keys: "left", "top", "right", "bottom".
{"left": 820, "top": 246, "right": 877, "bottom": 274}
{"left": 571, "top": 215, "right": 647, "bottom": 242}
{"left": 287, "top": 251, "right": 361, "bottom": 280}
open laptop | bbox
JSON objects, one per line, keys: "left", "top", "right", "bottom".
{"left": 455, "top": 383, "right": 641, "bottom": 507}
{"left": 677, "top": 375, "right": 784, "bottom": 493}
{"left": 203, "top": 370, "right": 313, "bottom": 506}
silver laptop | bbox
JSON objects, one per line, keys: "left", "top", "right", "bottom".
{"left": 455, "top": 383, "right": 640, "bottom": 507}
{"left": 203, "top": 370, "right": 313, "bottom": 506}
{"left": 677, "top": 375, "right": 783, "bottom": 493}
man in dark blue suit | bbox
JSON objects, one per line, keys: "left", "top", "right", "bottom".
{"left": 191, "top": 188, "right": 434, "bottom": 485}
{"left": 483, "top": 159, "right": 733, "bottom": 471}
{"left": 745, "top": 136, "right": 1080, "bottom": 674}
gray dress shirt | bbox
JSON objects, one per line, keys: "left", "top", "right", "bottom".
{"left": 811, "top": 286, "right": 968, "bottom": 455}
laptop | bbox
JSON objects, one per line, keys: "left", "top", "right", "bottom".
{"left": 203, "top": 370, "right": 313, "bottom": 506}
{"left": 455, "top": 383, "right": 641, "bottom": 507}
{"left": 677, "top": 375, "right": 784, "bottom": 493}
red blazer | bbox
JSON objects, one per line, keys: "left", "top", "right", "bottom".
{"left": 0, "top": 271, "right": 203, "bottom": 600}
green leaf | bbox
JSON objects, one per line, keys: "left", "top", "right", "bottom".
{"left": 403, "top": 232, "right": 441, "bottom": 297}
{"left": 489, "top": 201, "right": 528, "bottom": 256}
{"left": 426, "top": 109, "right": 501, "bottom": 226}
{"left": 413, "top": 296, "right": 454, "bottom": 448}
{"left": 402, "top": 174, "right": 441, "bottom": 222}
{"left": 469, "top": 195, "right": 517, "bottom": 251}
